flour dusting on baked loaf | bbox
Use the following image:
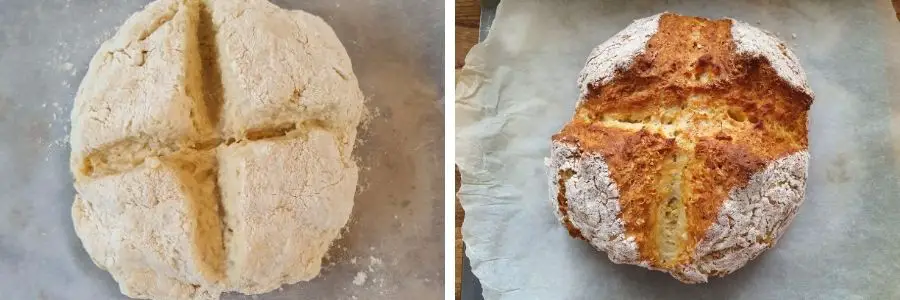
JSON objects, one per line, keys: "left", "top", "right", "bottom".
{"left": 545, "top": 141, "right": 639, "bottom": 264}
{"left": 577, "top": 13, "right": 662, "bottom": 97}
{"left": 679, "top": 151, "right": 808, "bottom": 282}
{"left": 548, "top": 12, "right": 813, "bottom": 283}
{"left": 731, "top": 19, "right": 814, "bottom": 98}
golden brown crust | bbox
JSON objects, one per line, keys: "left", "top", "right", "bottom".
{"left": 553, "top": 13, "right": 811, "bottom": 269}
{"left": 554, "top": 128, "right": 677, "bottom": 261}
{"left": 683, "top": 139, "right": 766, "bottom": 249}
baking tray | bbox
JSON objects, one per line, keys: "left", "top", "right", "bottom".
{"left": 457, "top": 0, "right": 900, "bottom": 299}
{"left": 0, "top": 0, "right": 444, "bottom": 299}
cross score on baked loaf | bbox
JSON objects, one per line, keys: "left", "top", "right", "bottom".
{"left": 68, "top": 0, "right": 363, "bottom": 298}
{"left": 546, "top": 13, "right": 813, "bottom": 283}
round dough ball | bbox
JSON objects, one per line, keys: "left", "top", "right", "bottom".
{"left": 547, "top": 12, "right": 812, "bottom": 283}
{"left": 69, "top": 0, "right": 364, "bottom": 298}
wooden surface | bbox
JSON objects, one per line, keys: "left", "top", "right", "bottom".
{"left": 456, "top": 0, "right": 481, "bottom": 69}
{"left": 895, "top": 0, "right": 900, "bottom": 21}
{"left": 456, "top": 2, "right": 480, "bottom": 300}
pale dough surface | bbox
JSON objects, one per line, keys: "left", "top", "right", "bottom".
{"left": 69, "top": 0, "right": 364, "bottom": 299}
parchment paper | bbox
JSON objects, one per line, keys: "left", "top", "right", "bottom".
{"left": 0, "top": 1, "right": 443, "bottom": 299}
{"left": 456, "top": 1, "right": 900, "bottom": 299}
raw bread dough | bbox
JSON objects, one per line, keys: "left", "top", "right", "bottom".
{"left": 69, "top": 0, "right": 364, "bottom": 299}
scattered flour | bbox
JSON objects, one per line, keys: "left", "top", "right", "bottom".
{"left": 353, "top": 272, "right": 367, "bottom": 286}
{"left": 369, "top": 256, "right": 383, "bottom": 267}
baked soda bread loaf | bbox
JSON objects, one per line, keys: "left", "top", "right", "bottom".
{"left": 546, "top": 12, "right": 813, "bottom": 283}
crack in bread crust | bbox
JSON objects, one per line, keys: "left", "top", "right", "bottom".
{"left": 555, "top": 169, "right": 584, "bottom": 240}
{"left": 546, "top": 140, "right": 639, "bottom": 264}
{"left": 69, "top": 0, "right": 364, "bottom": 298}
{"left": 549, "top": 13, "right": 811, "bottom": 283}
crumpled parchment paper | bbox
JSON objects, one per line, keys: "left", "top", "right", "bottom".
{"left": 456, "top": 0, "right": 900, "bottom": 299}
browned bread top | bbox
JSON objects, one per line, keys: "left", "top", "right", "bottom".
{"left": 548, "top": 12, "right": 812, "bottom": 283}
